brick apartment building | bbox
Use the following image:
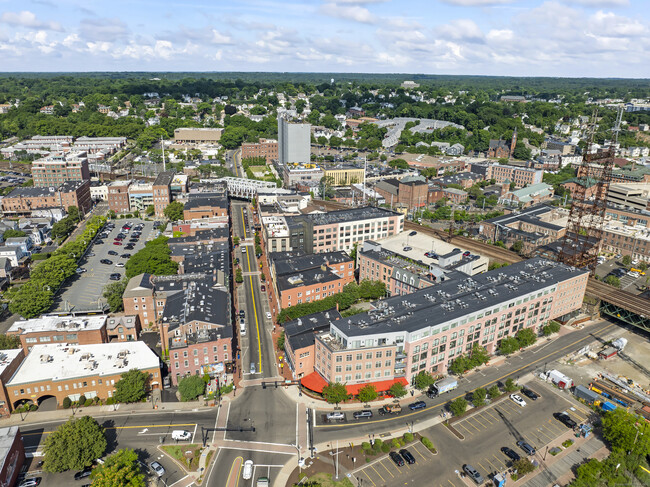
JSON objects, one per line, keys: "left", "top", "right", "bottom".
{"left": 241, "top": 138, "right": 278, "bottom": 164}
{"left": 107, "top": 180, "right": 131, "bottom": 213}
{"left": 153, "top": 171, "right": 174, "bottom": 217}
{"left": 282, "top": 309, "right": 341, "bottom": 379}
{"left": 601, "top": 223, "right": 650, "bottom": 261}
{"left": 32, "top": 154, "right": 90, "bottom": 187}
{"left": 300, "top": 258, "right": 588, "bottom": 394}
{"left": 183, "top": 196, "right": 228, "bottom": 221}
{"left": 428, "top": 186, "right": 468, "bottom": 204}
{"left": 0, "top": 351, "right": 25, "bottom": 417}
{"left": 0, "top": 427, "right": 26, "bottom": 487}
{"left": 1, "top": 181, "right": 92, "bottom": 216}
{"left": 6, "top": 342, "right": 161, "bottom": 409}
{"left": 7, "top": 315, "right": 109, "bottom": 353}
{"left": 269, "top": 251, "right": 355, "bottom": 309}
{"left": 375, "top": 176, "right": 428, "bottom": 208}
{"left": 487, "top": 164, "right": 543, "bottom": 188}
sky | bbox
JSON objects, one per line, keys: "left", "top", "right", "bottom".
{"left": 0, "top": 0, "right": 648, "bottom": 77}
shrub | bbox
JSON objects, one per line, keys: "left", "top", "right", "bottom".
{"left": 504, "top": 378, "right": 518, "bottom": 392}
{"left": 421, "top": 437, "right": 436, "bottom": 452}
{"left": 62, "top": 397, "right": 71, "bottom": 409}
{"left": 488, "top": 385, "right": 501, "bottom": 399}
{"left": 513, "top": 458, "right": 536, "bottom": 475}
{"left": 403, "top": 432, "right": 414, "bottom": 443}
{"left": 381, "top": 443, "right": 391, "bottom": 453}
{"left": 449, "top": 397, "right": 468, "bottom": 417}
{"left": 372, "top": 439, "right": 383, "bottom": 452}
{"left": 562, "top": 439, "right": 574, "bottom": 448}
{"left": 29, "top": 404, "right": 38, "bottom": 411}
{"left": 84, "top": 399, "right": 93, "bottom": 407}
{"left": 106, "top": 397, "right": 115, "bottom": 405}
{"left": 78, "top": 395, "right": 86, "bottom": 405}
{"left": 361, "top": 441, "right": 371, "bottom": 451}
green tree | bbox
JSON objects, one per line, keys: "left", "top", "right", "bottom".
{"left": 43, "top": 416, "right": 107, "bottom": 472}
{"left": 513, "top": 458, "right": 536, "bottom": 475}
{"left": 0, "top": 334, "right": 20, "bottom": 349}
{"left": 449, "top": 355, "right": 471, "bottom": 376}
{"left": 449, "top": 397, "right": 468, "bottom": 417}
{"left": 622, "top": 255, "right": 632, "bottom": 267}
{"left": 388, "top": 158, "right": 409, "bottom": 169}
{"left": 322, "top": 382, "right": 350, "bottom": 406}
{"left": 604, "top": 275, "right": 621, "bottom": 288}
{"left": 2, "top": 229, "right": 26, "bottom": 239}
{"left": 276, "top": 331, "right": 285, "bottom": 350}
{"left": 178, "top": 375, "right": 206, "bottom": 401}
{"left": 235, "top": 267, "right": 243, "bottom": 283}
{"left": 51, "top": 217, "right": 76, "bottom": 239}
{"left": 103, "top": 279, "right": 128, "bottom": 312}
{"left": 358, "top": 385, "right": 378, "bottom": 404}
{"left": 124, "top": 236, "right": 178, "bottom": 279}
{"left": 511, "top": 240, "right": 523, "bottom": 253}
{"left": 163, "top": 201, "right": 184, "bottom": 222}
{"left": 318, "top": 176, "right": 335, "bottom": 199}
{"left": 388, "top": 382, "right": 407, "bottom": 399}
{"left": 233, "top": 236, "right": 240, "bottom": 246}
{"left": 488, "top": 385, "right": 501, "bottom": 399}
{"left": 113, "top": 369, "right": 149, "bottom": 403}
{"left": 499, "top": 337, "right": 520, "bottom": 355}
{"left": 602, "top": 409, "right": 650, "bottom": 455}
{"left": 472, "top": 388, "right": 487, "bottom": 407}
{"left": 145, "top": 205, "right": 155, "bottom": 217}
{"left": 504, "top": 378, "right": 518, "bottom": 392}
{"left": 516, "top": 328, "right": 537, "bottom": 348}
{"left": 413, "top": 370, "right": 436, "bottom": 390}
{"left": 8, "top": 280, "right": 53, "bottom": 318}
{"left": 90, "top": 449, "right": 145, "bottom": 487}
{"left": 67, "top": 206, "right": 80, "bottom": 223}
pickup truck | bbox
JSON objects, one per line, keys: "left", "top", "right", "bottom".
{"left": 378, "top": 404, "right": 402, "bottom": 415}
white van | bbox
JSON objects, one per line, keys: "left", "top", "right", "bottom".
{"left": 240, "top": 319, "right": 246, "bottom": 336}
{"left": 171, "top": 430, "right": 191, "bottom": 441}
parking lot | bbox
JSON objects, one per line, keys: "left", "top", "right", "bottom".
{"left": 377, "top": 380, "right": 596, "bottom": 487}
{"left": 53, "top": 218, "right": 158, "bottom": 312}
{"left": 352, "top": 440, "right": 437, "bottom": 487}
{"left": 596, "top": 258, "right": 648, "bottom": 293}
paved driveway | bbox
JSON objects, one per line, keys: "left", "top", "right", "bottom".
{"left": 53, "top": 219, "right": 157, "bottom": 312}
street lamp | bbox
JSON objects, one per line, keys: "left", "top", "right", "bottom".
{"left": 291, "top": 443, "right": 302, "bottom": 475}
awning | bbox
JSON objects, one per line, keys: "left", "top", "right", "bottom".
{"left": 346, "top": 377, "right": 408, "bottom": 396}
{"left": 300, "top": 371, "right": 329, "bottom": 393}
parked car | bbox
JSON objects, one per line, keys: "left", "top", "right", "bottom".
{"left": 409, "top": 231, "right": 417, "bottom": 236}
{"left": 399, "top": 449, "right": 416, "bottom": 464}
{"left": 517, "top": 440, "right": 536, "bottom": 456}
{"left": 74, "top": 467, "right": 93, "bottom": 480}
{"left": 408, "top": 400, "right": 426, "bottom": 411}
{"left": 553, "top": 412, "right": 578, "bottom": 429}
{"left": 76, "top": 267, "right": 86, "bottom": 274}
{"left": 108, "top": 250, "right": 118, "bottom": 256}
{"left": 521, "top": 388, "right": 539, "bottom": 400}
{"left": 18, "top": 478, "right": 42, "bottom": 487}
{"left": 149, "top": 461, "right": 165, "bottom": 477}
{"left": 260, "top": 285, "right": 266, "bottom": 291}
{"left": 462, "top": 464, "right": 484, "bottom": 484}
{"left": 242, "top": 460, "right": 253, "bottom": 480}
{"left": 125, "top": 244, "right": 135, "bottom": 250}
{"left": 171, "top": 430, "right": 192, "bottom": 441}
{"left": 389, "top": 451, "right": 405, "bottom": 467}
{"left": 121, "top": 253, "right": 131, "bottom": 258}
{"left": 113, "top": 241, "right": 122, "bottom": 246}
{"left": 266, "top": 311, "right": 272, "bottom": 320}
{"left": 109, "top": 273, "right": 121, "bottom": 280}
{"left": 100, "top": 259, "right": 113, "bottom": 265}
{"left": 510, "top": 394, "right": 527, "bottom": 407}
{"left": 501, "top": 446, "right": 520, "bottom": 462}
{"left": 116, "top": 262, "right": 125, "bottom": 267}
{"left": 326, "top": 412, "right": 345, "bottom": 421}
{"left": 239, "top": 309, "right": 245, "bottom": 318}
{"left": 352, "top": 410, "right": 373, "bottom": 419}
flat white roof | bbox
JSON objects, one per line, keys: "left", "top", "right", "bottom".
{"left": 8, "top": 341, "right": 159, "bottom": 385}
{"left": 8, "top": 315, "right": 108, "bottom": 335}
{"left": 0, "top": 350, "right": 22, "bottom": 377}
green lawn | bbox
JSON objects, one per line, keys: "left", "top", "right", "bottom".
{"left": 296, "top": 472, "right": 354, "bottom": 487}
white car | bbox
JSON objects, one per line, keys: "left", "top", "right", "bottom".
{"left": 116, "top": 262, "right": 125, "bottom": 267}
{"left": 510, "top": 394, "right": 527, "bottom": 408}
{"left": 171, "top": 430, "right": 191, "bottom": 441}
{"left": 326, "top": 411, "right": 345, "bottom": 421}
{"left": 243, "top": 460, "right": 254, "bottom": 480}
{"left": 149, "top": 461, "right": 165, "bottom": 477}
{"left": 265, "top": 311, "right": 272, "bottom": 320}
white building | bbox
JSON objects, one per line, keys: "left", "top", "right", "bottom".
{"left": 278, "top": 117, "right": 311, "bottom": 165}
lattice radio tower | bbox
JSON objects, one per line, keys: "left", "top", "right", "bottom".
{"left": 558, "top": 107, "right": 623, "bottom": 272}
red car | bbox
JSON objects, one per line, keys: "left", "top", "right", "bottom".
{"left": 113, "top": 241, "right": 122, "bottom": 245}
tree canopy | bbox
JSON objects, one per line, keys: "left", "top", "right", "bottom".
{"left": 163, "top": 201, "right": 185, "bottom": 222}
{"left": 43, "top": 416, "right": 107, "bottom": 472}
{"left": 322, "top": 382, "right": 350, "bottom": 406}
{"left": 113, "top": 369, "right": 149, "bottom": 403}
{"left": 124, "top": 236, "right": 178, "bottom": 279}
{"left": 178, "top": 375, "right": 206, "bottom": 401}
{"left": 90, "top": 449, "right": 145, "bottom": 487}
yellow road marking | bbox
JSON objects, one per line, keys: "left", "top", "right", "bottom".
{"left": 412, "top": 444, "right": 428, "bottom": 460}
{"left": 485, "top": 457, "right": 501, "bottom": 472}
{"left": 380, "top": 460, "right": 395, "bottom": 477}
{"left": 472, "top": 414, "right": 490, "bottom": 427}
{"left": 483, "top": 409, "right": 500, "bottom": 423}
{"left": 448, "top": 480, "right": 457, "bottom": 487}
{"left": 457, "top": 423, "right": 473, "bottom": 435}
{"left": 242, "top": 207, "right": 262, "bottom": 373}
{"left": 22, "top": 423, "right": 198, "bottom": 436}
{"left": 360, "top": 472, "right": 376, "bottom": 487}
{"left": 493, "top": 454, "right": 506, "bottom": 469}
{"left": 315, "top": 322, "right": 616, "bottom": 429}
{"left": 464, "top": 418, "right": 482, "bottom": 432}
{"left": 369, "top": 464, "right": 385, "bottom": 482}
{"left": 226, "top": 456, "right": 243, "bottom": 487}
{"left": 478, "top": 462, "right": 488, "bottom": 473}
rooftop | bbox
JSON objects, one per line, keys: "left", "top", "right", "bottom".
{"left": 169, "top": 329, "right": 229, "bottom": 349}
{"left": 0, "top": 427, "right": 21, "bottom": 474}
{"left": 9, "top": 315, "right": 107, "bottom": 335}
{"left": 290, "top": 206, "right": 400, "bottom": 227}
{"left": 106, "top": 315, "right": 138, "bottom": 330}
{"left": 153, "top": 171, "right": 174, "bottom": 187}
{"left": 272, "top": 251, "right": 351, "bottom": 277}
{"left": 8, "top": 341, "right": 159, "bottom": 385}
{"left": 161, "top": 279, "right": 231, "bottom": 334}
{"left": 327, "top": 258, "right": 586, "bottom": 339}
{"left": 277, "top": 266, "right": 342, "bottom": 291}
{"left": 0, "top": 350, "right": 22, "bottom": 377}
{"left": 284, "top": 309, "right": 342, "bottom": 352}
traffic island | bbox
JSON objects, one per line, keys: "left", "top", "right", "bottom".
{"left": 158, "top": 443, "right": 216, "bottom": 485}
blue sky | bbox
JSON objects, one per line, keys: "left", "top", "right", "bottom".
{"left": 0, "top": 0, "right": 648, "bottom": 77}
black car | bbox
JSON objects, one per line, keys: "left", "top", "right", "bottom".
{"left": 389, "top": 451, "right": 405, "bottom": 467}
{"left": 239, "top": 310, "right": 245, "bottom": 318}
{"left": 125, "top": 244, "right": 135, "bottom": 250}
{"left": 501, "top": 446, "right": 520, "bottom": 462}
{"left": 129, "top": 238, "right": 138, "bottom": 243}
{"left": 109, "top": 273, "right": 121, "bottom": 280}
{"left": 521, "top": 388, "right": 539, "bottom": 400}
{"left": 121, "top": 253, "right": 131, "bottom": 258}
{"left": 409, "top": 231, "right": 417, "bottom": 236}
{"left": 408, "top": 400, "right": 426, "bottom": 411}
{"left": 108, "top": 250, "right": 118, "bottom": 256}
{"left": 95, "top": 240, "right": 104, "bottom": 245}
{"left": 100, "top": 259, "right": 113, "bottom": 265}
{"left": 399, "top": 449, "right": 416, "bottom": 464}
{"left": 74, "top": 467, "right": 93, "bottom": 480}
{"left": 554, "top": 412, "right": 578, "bottom": 429}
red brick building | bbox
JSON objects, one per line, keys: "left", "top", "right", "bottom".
{"left": 1, "top": 181, "right": 92, "bottom": 216}
{"left": 153, "top": 171, "right": 174, "bottom": 218}
{"left": 0, "top": 351, "right": 25, "bottom": 418}
{"left": 241, "top": 139, "right": 278, "bottom": 164}
{"left": 375, "top": 176, "right": 428, "bottom": 208}
{"left": 183, "top": 196, "right": 228, "bottom": 221}
{"left": 7, "top": 315, "right": 109, "bottom": 353}
{"left": 107, "top": 181, "right": 131, "bottom": 214}
{"left": 0, "top": 427, "right": 26, "bottom": 487}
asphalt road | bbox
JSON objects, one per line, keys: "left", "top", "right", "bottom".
{"left": 53, "top": 218, "right": 157, "bottom": 312}
{"left": 20, "top": 409, "right": 218, "bottom": 487}
{"left": 313, "top": 319, "right": 615, "bottom": 443}
{"left": 207, "top": 447, "right": 288, "bottom": 487}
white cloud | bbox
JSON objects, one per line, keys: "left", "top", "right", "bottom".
{"left": 440, "top": 0, "right": 514, "bottom": 6}
{"left": 320, "top": 3, "right": 377, "bottom": 23}
{"left": 588, "top": 10, "right": 646, "bottom": 37}
{"left": 79, "top": 18, "right": 129, "bottom": 42}
{"left": 486, "top": 29, "right": 514, "bottom": 43}
{"left": 0, "top": 10, "right": 63, "bottom": 31}
{"left": 563, "top": 0, "right": 630, "bottom": 7}
{"left": 437, "top": 19, "right": 484, "bottom": 42}
{"left": 211, "top": 29, "right": 232, "bottom": 44}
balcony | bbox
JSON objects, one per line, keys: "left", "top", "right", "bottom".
{"left": 396, "top": 352, "right": 407, "bottom": 360}
{"left": 394, "top": 370, "right": 406, "bottom": 378}
{"left": 394, "top": 361, "right": 405, "bottom": 370}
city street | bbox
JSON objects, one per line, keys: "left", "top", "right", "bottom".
{"left": 53, "top": 218, "right": 157, "bottom": 312}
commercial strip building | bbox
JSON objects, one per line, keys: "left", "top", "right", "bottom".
{"left": 282, "top": 164, "right": 323, "bottom": 188}
{"left": 213, "top": 177, "right": 277, "bottom": 200}
{"left": 1, "top": 180, "right": 92, "bottom": 216}
{"left": 6, "top": 341, "right": 161, "bottom": 409}
{"left": 300, "top": 258, "right": 588, "bottom": 391}
{"left": 241, "top": 139, "right": 278, "bottom": 164}
{"left": 269, "top": 251, "right": 355, "bottom": 309}
{"left": 174, "top": 128, "right": 223, "bottom": 144}
{"left": 183, "top": 195, "right": 228, "bottom": 221}
{"left": 261, "top": 207, "right": 404, "bottom": 255}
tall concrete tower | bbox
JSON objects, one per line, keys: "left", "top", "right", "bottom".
{"left": 278, "top": 116, "right": 311, "bottom": 165}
